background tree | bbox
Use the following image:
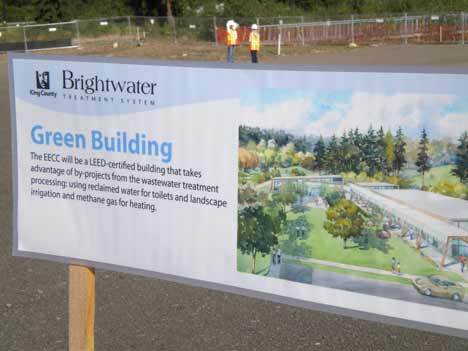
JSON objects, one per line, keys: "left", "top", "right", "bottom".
{"left": 393, "top": 126, "right": 407, "bottom": 178}
{"left": 33, "top": 0, "right": 72, "bottom": 22}
{"left": 363, "top": 126, "right": 379, "bottom": 176}
{"left": 320, "top": 186, "right": 344, "bottom": 207}
{"left": 415, "top": 128, "right": 432, "bottom": 189}
{"left": 285, "top": 215, "right": 311, "bottom": 240}
{"left": 324, "top": 199, "right": 365, "bottom": 248}
{"left": 7, "top": 0, "right": 468, "bottom": 23}
{"left": 325, "top": 135, "right": 340, "bottom": 174}
{"left": 292, "top": 151, "right": 305, "bottom": 166}
{"left": 238, "top": 185, "right": 258, "bottom": 205}
{"left": 279, "top": 142, "right": 295, "bottom": 167}
{"left": 272, "top": 183, "right": 303, "bottom": 208}
{"left": 351, "top": 128, "right": 363, "bottom": 173}
{"left": 238, "top": 204, "right": 279, "bottom": 274}
{"left": 239, "top": 148, "right": 259, "bottom": 170}
{"left": 339, "top": 131, "right": 353, "bottom": 172}
{"left": 376, "top": 127, "right": 387, "bottom": 175}
{"left": 384, "top": 130, "right": 395, "bottom": 176}
{"left": 313, "top": 136, "right": 326, "bottom": 173}
{"left": 301, "top": 152, "right": 315, "bottom": 170}
{"left": 2, "top": 0, "right": 6, "bottom": 22}
{"left": 452, "top": 131, "right": 468, "bottom": 184}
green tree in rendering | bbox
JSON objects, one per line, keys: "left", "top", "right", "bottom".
{"left": 363, "top": 126, "right": 379, "bottom": 176}
{"left": 238, "top": 204, "right": 281, "bottom": 274}
{"left": 324, "top": 199, "right": 365, "bottom": 249}
{"left": 351, "top": 128, "right": 364, "bottom": 173}
{"left": 286, "top": 215, "right": 311, "bottom": 240}
{"left": 452, "top": 131, "right": 468, "bottom": 184}
{"left": 415, "top": 128, "right": 432, "bottom": 189}
{"left": 272, "top": 183, "right": 299, "bottom": 207}
{"left": 376, "top": 127, "right": 387, "bottom": 175}
{"left": 301, "top": 152, "right": 315, "bottom": 170}
{"left": 340, "top": 131, "right": 360, "bottom": 173}
{"left": 325, "top": 135, "right": 340, "bottom": 174}
{"left": 384, "top": 130, "right": 395, "bottom": 176}
{"left": 313, "top": 136, "right": 327, "bottom": 174}
{"left": 393, "top": 126, "right": 407, "bottom": 178}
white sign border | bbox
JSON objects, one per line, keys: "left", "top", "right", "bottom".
{"left": 8, "top": 52, "right": 468, "bottom": 339}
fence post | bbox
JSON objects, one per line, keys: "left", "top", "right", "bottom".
{"left": 404, "top": 12, "right": 408, "bottom": 45}
{"left": 22, "top": 26, "right": 28, "bottom": 52}
{"left": 351, "top": 14, "right": 355, "bottom": 44}
{"left": 213, "top": 16, "right": 218, "bottom": 45}
{"left": 171, "top": 16, "right": 177, "bottom": 44}
{"left": 301, "top": 15, "right": 305, "bottom": 46}
{"left": 277, "top": 19, "right": 282, "bottom": 56}
{"left": 127, "top": 15, "right": 132, "bottom": 44}
{"left": 75, "top": 20, "right": 81, "bottom": 48}
{"left": 462, "top": 12, "right": 465, "bottom": 45}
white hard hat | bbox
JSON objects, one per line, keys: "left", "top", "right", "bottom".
{"left": 251, "top": 24, "right": 258, "bottom": 30}
{"left": 226, "top": 19, "right": 235, "bottom": 28}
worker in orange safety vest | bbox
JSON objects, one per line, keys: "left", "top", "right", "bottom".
{"left": 226, "top": 20, "right": 238, "bottom": 63}
{"left": 249, "top": 24, "right": 260, "bottom": 63}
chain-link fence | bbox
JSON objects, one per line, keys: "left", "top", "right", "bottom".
{"left": 1, "top": 13, "right": 468, "bottom": 53}
{"left": 259, "top": 12, "right": 468, "bottom": 48}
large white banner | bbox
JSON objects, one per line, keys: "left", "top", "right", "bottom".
{"left": 9, "top": 54, "right": 468, "bottom": 337}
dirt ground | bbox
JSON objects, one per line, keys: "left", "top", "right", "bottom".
{"left": 1, "top": 43, "right": 468, "bottom": 350}
{"left": 4, "top": 38, "right": 468, "bottom": 66}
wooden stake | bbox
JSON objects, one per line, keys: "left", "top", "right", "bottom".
{"left": 69, "top": 265, "right": 95, "bottom": 351}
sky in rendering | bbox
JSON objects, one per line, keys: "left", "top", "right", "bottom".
{"left": 240, "top": 89, "right": 468, "bottom": 140}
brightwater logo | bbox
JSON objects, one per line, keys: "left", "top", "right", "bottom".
{"left": 35, "top": 71, "right": 50, "bottom": 89}
{"left": 30, "top": 70, "right": 57, "bottom": 98}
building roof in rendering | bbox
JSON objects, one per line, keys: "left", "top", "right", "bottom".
{"left": 356, "top": 182, "right": 398, "bottom": 188}
{"left": 377, "top": 189, "right": 468, "bottom": 222}
{"left": 348, "top": 184, "right": 468, "bottom": 241}
{"left": 273, "top": 175, "right": 343, "bottom": 181}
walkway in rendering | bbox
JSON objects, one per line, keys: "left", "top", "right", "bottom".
{"left": 284, "top": 254, "right": 468, "bottom": 288}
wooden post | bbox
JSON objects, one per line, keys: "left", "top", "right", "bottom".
{"left": 69, "top": 265, "right": 95, "bottom": 351}
{"left": 22, "top": 26, "right": 28, "bottom": 52}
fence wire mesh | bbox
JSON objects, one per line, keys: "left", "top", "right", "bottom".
{"left": 1, "top": 12, "right": 468, "bottom": 53}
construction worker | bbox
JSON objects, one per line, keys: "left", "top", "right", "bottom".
{"left": 249, "top": 24, "right": 260, "bottom": 63}
{"left": 226, "top": 20, "right": 238, "bottom": 63}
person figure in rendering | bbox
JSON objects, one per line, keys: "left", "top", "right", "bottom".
{"left": 277, "top": 248, "right": 282, "bottom": 264}
{"left": 226, "top": 20, "right": 238, "bottom": 63}
{"left": 249, "top": 23, "right": 260, "bottom": 63}
{"left": 391, "top": 257, "right": 396, "bottom": 273}
{"left": 396, "top": 262, "right": 401, "bottom": 275}
{"left": 460, "top": 256, "right": 466, "bottom": 273}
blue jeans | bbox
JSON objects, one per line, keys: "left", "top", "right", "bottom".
{"left": 227, "top": 45, "right": 235, "bottom": 63}
{"left": 250, "top": 50, "right": 258, "bottom": 63}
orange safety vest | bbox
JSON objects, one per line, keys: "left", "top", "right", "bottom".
{"left": 227, "top": 28, "right": 238, "bottom": 46}
{"left": 249, "top": 32, "right": 260, "bottom": 51}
